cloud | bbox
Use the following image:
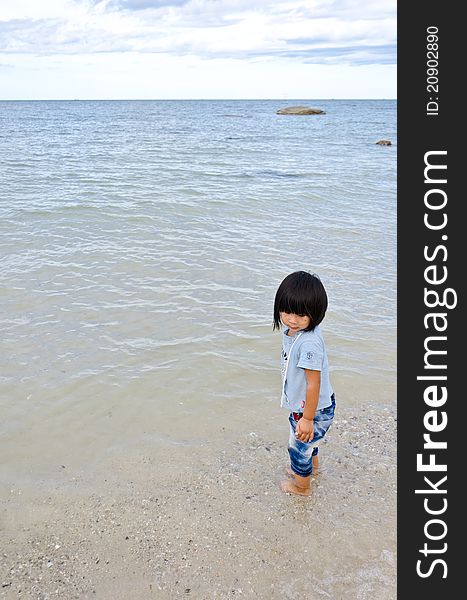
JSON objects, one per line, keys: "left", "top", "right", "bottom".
{"left": 0, "top": 17, "right": 134, "bottom": 55}
{"left": 274, "top": 43, "right": 396, "bottom": 66}
{"left": 107, "top": 0, "right": 190, "bottom": 9}
{"left": 0, "top": 0, "right": 395, "bottom": 63}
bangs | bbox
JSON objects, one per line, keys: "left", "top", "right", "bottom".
{"left": 275, "top": 290, "right": 310, "bottom": 317}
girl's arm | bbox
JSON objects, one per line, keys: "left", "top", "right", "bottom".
{"left": 296, "top": 369, "right": 320, "bottom": 441}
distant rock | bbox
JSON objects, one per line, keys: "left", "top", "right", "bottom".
{"left": 276, "top": 106, "right": 326, "bottom": 115}
{"left": 376, "top": 139, "right": 392, "bottom": 146}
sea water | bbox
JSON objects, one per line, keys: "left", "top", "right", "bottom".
{"left": 0, "top": 99, "right": 396, "bottom": 483}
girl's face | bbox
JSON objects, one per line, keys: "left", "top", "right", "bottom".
{"left": 280, "top": 312, "right": 311, "bottom": 334}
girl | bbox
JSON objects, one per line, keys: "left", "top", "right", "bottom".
{"left": 273, "top": 271, "right": 336, "bottom": 496}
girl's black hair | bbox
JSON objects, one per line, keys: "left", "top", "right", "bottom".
{"left": 273, "top": 271, "right": 328, "bottom": 332}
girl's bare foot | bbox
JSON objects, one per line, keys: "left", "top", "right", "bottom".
{"left": 281, "top": 472, "right": 312, "bottom": 496}
{"left": 280, "top": 479, "right": 312, "bottom": 496}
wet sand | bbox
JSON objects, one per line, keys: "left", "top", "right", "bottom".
{"left": 1, "top": 402, "right": 396, "bottom": 599}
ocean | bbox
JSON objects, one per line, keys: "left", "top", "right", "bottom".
{"left": 0, "top": 99, "right": 396, "bottom": 482}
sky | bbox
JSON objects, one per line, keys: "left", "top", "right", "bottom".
{"left": 0, "top": 0, "right": 396, "bottom": 99}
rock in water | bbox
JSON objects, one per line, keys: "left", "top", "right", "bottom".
{"left": 276, "top": 106, "right": 325, "bottom": 115}
{"left": 376, "top": 139, "right": 392, "bottom": 146}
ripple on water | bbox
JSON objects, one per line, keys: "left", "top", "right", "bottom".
{"left": 0, "top": 100, "right": 396, "bottom": 474}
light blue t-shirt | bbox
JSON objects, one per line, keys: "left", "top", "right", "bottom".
{"left": 280, "top": 325, "right": 333, "bottom": 412}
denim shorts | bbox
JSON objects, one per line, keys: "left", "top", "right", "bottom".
{"left": 288, "top": 394, "right": 336, "bottom": 477}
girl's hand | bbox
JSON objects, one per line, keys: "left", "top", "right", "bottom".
{"left": 296, "top": 417, "right": 314, "bottom": 442}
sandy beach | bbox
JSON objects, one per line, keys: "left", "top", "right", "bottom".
{"left": 1, "top": 400, "right": 396, "bottom": 600}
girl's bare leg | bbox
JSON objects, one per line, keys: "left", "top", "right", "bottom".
{"left": 312, "top": 453, "right": 319, "bottom": 474}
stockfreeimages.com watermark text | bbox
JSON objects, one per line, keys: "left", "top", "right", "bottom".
{"left": 415, "top": 150, "right": 457, "bottom": 579}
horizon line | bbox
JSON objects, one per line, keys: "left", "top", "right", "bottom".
{"left": 0, "top": 97, "right": 397, "bottom": 102}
